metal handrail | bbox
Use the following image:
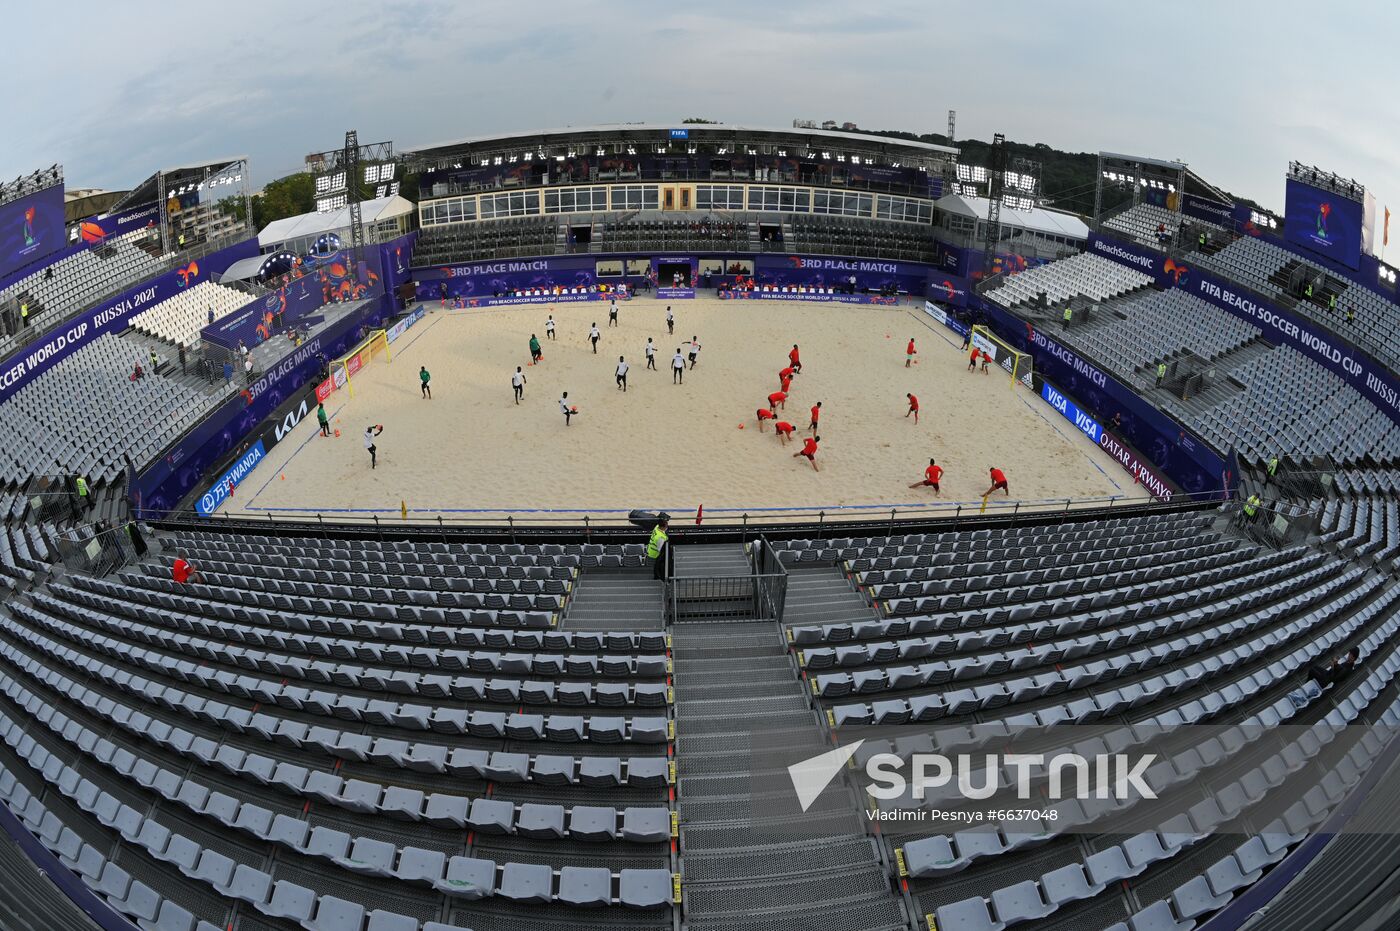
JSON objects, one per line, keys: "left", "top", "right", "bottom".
{"left": 145, "top": 488, "right": 1228, "bottom": 537}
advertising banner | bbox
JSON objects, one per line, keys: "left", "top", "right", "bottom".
{"left": 0, "top": 239, "right": 258, "bottom": 405}
{"left": 753, "top": 254, "right": 932, "bottom": 294}
{"left": 1037, "top": 379, "right": 1173, "bottom": 500}
{"left": 194, "top": 440, "right": 265, "bottom": 516}
{"left": 1088, "top": 233, "right": 1400, "bottom": 427}
{"left": 923, "top": 299, "right": 969, "bottom": 336}
{"left": 0, "top": 185, "right": 65, "bottom": 281}
{"left": 1283, "top": 179, "right": 1367, "bottom": 270}
{"left": 414, "top": 256, "right": 599, "bottom": 301}
{"left": 449, "top": 292, "right": 600, "bottom": 308}
{"left": 718, "top": 290, "right": 898, "bottom": 305}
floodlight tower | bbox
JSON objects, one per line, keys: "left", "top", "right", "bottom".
{"left": 980, "top": 133, "right": 1007, "bottom": 280}
{"left": 344, "top": 130, "right": 364, "bottom": 266}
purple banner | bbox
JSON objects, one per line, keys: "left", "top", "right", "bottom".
{"left": 719, "top": 290, "right": 899, "bottom": 305}
{"left": 1088, "top": 233, "right": 1400, "bottom": 427}
{"left": 450, "top": 292, "right": 602, "bottom": 308}
{"left": 1284, "top": 178, "right": 1367, "bottom": 271}
{"left": 752, "top": 253, "right": 931, "bottom": 293}
{"left": 0, "top": 185, "right": 65, "bottom": 281}
{"left": 134, "top": 296, "right": 393, "bottom": 514}
{"left": 414, "top": 256, "right": 598, "bottom": 302}
{"left": 0, "top": 238, "right": 259, "bottom": 404}
{"left": 1181, "top": 193, "right": 1252, "bottom": 231}
{"left": 925, "top": 273, "right": 973, "bottom": 308}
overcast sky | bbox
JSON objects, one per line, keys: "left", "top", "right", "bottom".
{"left": 7, "top": 0, "right": 1397, "bottom": 217}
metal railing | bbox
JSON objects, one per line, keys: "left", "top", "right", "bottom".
{"left": 144, "top": 488, "right": 1228, "bottom": 543}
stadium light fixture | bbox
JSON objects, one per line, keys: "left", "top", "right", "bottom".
{"left": 596, "top": 148, "right": 605, "bottom": 156}
{"left": 627, "top": 147, "right": 636, "bottom": 155}
{"left": 777, "top": 150, "right": 786, "bottom": 157}
{"left": 821, "top": 151, "right": 830, "bottom": 160}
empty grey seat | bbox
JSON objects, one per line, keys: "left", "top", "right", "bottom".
{"left": 578, "top": 755, "right": 623, "bottom": 786}
{"left": 334, "top": 837, "right": 396, "bottom": 877}
{"left": 307, "top": 896, "right": 365, "bottom": 931}
{"left": 145, "top": 899, "right": 197, "bottom": 931}
{"left": 435, "top": 856, "right": 496, "bottom": 899}
{"left": 1129, "top": 900, "right": 1192, "bottom": 931}
{"left": 485, "top": 752, "right": 530, "bottom": 782}
{"left": 558, "top": 866, "right": 612, "bottom": 907}
{"left": 1172, "top": 875, "right": 1232, "bottom": 919}
{"left": 1040, "top": 863, "right": 1099, "bottom": 905}
{"left": 621, "top": 807, "right": 669, "bottom": 842}
{"left": 569, "top": 805, "right": 618, "bottom": 841}
{"left": 498, "top": 861, "right": 553, "bottom": 903}
{"left": 257, "top": 879, "right": 315, "bottom": 924}
{"left": 366, "top": 910, "right": 417, "bottom": 931}
{"left": 394, "top": 847, "right": 446, "bottom": 884}
{"left": 517, "top": 803, "right": 567, "bottom": 839}
{"left": 467, "top": 798, "right": 515, "bottom": 833}
{"left": 935, "top": 896, "right": 1000, "bottom": 931}
{"left": 991, "top": 881, "right": 1053, "bottom": 924}
{"left": 619, "top": 868, "right": 672, "bottom": 908}
{"left": 424, "top": 794, "right": 469, "bottom": 828}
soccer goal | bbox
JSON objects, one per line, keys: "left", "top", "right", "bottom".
{"left": 971, "top": 325, "right": 1032, "bottom": 389}
{"left": 332, "top": 328, "right": 390, "bottom": 398}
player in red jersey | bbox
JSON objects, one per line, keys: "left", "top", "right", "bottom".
{"left": 809, "top": 401, "right": 821, "bottom": 432}
{"left": 983, "top": 466, "right": 1009, "bottom": 497}
{"left": 789, "top": 344, "right": 802, "bottom": 373}
{"left": 905, "top": 393, "right": 919, "bottom": 425}
{"left": 908, "top": 458, "right": 943, "bottom": 493}
{"left": 792, "top": 434, "right": 821, "bottom": 471}
{"left": 773, "top": 421, "right": 796, "bottom": 444}
{"left": 768, "top": 390, "right": 787, "bottom": 410}
{"left": 756, "top": 407, "right": 776, "bottom": 432}
{"left": 906, "top": 338, "right": 917, "bottom": 367}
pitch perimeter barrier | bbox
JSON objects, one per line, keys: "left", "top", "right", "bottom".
{"left": 1088, "top": 232, "right": 1400, "bottom": 428}
{"left": 140, "top": 490, "right": 1225, "bottom": 547}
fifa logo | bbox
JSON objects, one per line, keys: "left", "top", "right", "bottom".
{"left": 23, "top": 207, "right": 36, "bottom": 247}
{"left": 1316, "top": 202, "right": 1331, "bottom": 240}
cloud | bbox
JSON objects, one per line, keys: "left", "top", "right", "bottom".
{"left": 2, "top": 0, "right": 1396, "bottom": 214}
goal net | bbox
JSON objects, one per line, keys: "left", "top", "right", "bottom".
{"left": 971, "top": 325, "right": 1032, "bottom": 389}
{"left": 332, "top": 328, "right": 390, "bottom": 398}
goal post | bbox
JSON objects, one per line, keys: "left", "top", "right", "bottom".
{"left": 332, "top": 328, "right": 390, "bottom": 399}
{"left": 971, "top": 325, "right": 1032, "bottom": 389}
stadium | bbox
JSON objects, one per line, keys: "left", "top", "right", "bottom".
{"left": 0, "top": 100, "right": 1399, "bottom": 931}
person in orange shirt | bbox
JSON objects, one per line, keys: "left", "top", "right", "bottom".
{"left": 908, "top": 458, "right": 943, "bottom": 493}
{"left": 768, "top": 390, "right": 787, "bottom": 410}
{"left": 789, "top": 344, "right": 802, "bottom": 373}
{"left": 906, "top": 338, "right": 917, "bottom": 367}
{"left": 906, "top": 393, "right": 920, "bottom": 425}
{"left": 756, "top": 406, "right": 776, "bottom": 432}
{"left": 809, "top": 401, "right": 822, "bottom": 432}
{"left": 982, "top": 466, "right": 1009, "bottom": 497}
{"left": 967, "top": 346, "right": 980, "bottom": 372}
{"left": 773, "top": 421, "right": 796, "bottom": 444}
{"left": 792, "top": 434, "right": 820, "bottom": 471}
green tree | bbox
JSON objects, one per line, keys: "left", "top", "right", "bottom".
{"left": 249, "top": 172, "right": 317, "bottom": 231}
{"left": 682, "top": 117, "right": 718, "bottom": 124}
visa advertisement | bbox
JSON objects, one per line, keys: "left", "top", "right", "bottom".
{"left": 1283, "top": 179, "right": 1366, "bottom": 270}
{"left": 0, "top": 185, "right": 65, "bottom": 281}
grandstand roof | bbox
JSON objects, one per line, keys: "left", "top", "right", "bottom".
{"left": 404, "top": 122, "right": 957, "bottom": 168}
{"left": 257, "top": 195, "right": 414, "bottom": 248}
{"left": 936, "top": 193, "right": 1089, "bottom": 240}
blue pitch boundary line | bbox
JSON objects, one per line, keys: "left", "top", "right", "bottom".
{"left": 1013, "top": 391, "right": 1124, "bottom": 493}
{"left": 246, "top": 500, "right": 986, "bottom": 515}
{"left": 246, "top": 401, "right": 347, "bottom": 505}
